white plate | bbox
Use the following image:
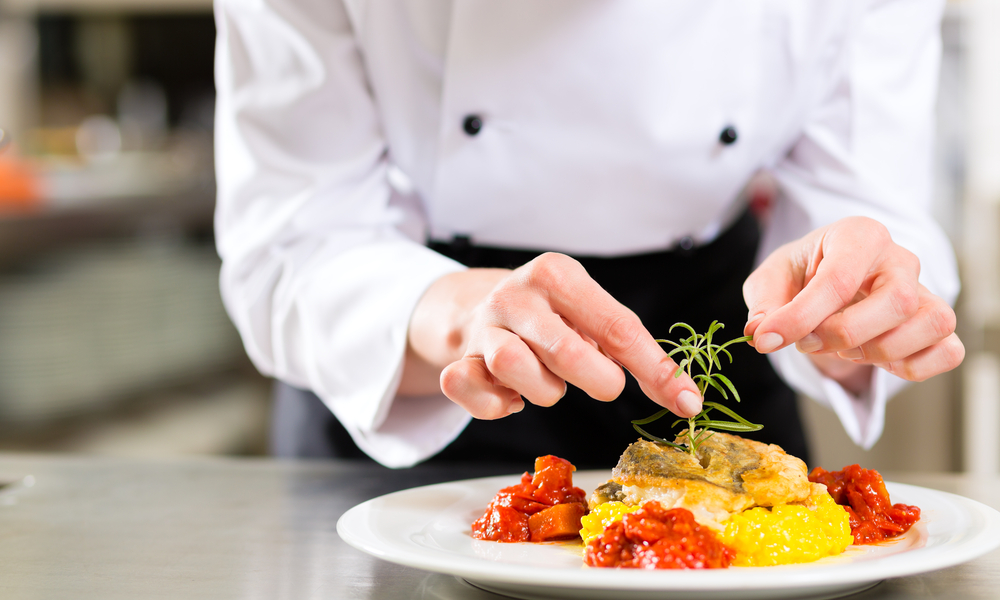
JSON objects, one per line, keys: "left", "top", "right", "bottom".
{"left": 337, "top": 471, "right": 1000, "bottom": 600}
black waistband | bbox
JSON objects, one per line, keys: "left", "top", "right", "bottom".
{"left": 428, "top": 207, "right": 757, "bottom": 270}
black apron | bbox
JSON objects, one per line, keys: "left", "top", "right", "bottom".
{"left": 270, "top": 209, "right": 810, "bottom": 469}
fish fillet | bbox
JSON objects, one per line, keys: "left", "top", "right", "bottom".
{"left": 591, "top": 432, "right": 818, "bottom": 530}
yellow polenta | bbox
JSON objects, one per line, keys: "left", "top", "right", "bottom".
{"left": 579, "top": 501, "right": 641, "bottom": 545}
{"left": 581, "top": 493, "right": 852, "bottom": 566}
{"left": 720, "top": 492, "right": 853, "bottom": 566}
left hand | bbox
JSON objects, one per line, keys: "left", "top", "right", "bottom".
{"left": 742, "top": 217, "right": 964, "bottom": 392}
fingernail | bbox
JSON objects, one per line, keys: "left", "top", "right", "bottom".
{"left": 754, "top": 332, "right": 784, "bottom": 353}
{"left": 838, "top": 347, "right": 864, "bottom": 360}
{"left": 677, "top": 390, "right": 702, "bottom": 417}
{"left": 508, "top": 398, "right": 524, "bottom": 414}
{"left": 797, "top": 333, "right": 823, "bottom": 353}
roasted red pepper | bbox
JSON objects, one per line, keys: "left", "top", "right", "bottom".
{"left": 809, "top": 464, "right": 920, "bottom": 544}
{"left": 472, "top": 455, "right": 587, "bottom": 542}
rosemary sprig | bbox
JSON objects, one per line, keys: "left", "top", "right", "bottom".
{"left": 631, "top": 321, "right": 762, "bottom": 456}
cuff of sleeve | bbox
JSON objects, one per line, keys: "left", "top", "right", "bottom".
{"left": 303, "top": 241, "right": 468, "bottom": 466}
{"left": 768, "top": 347, "right": 904, "bottom": 449}
{"left": 343, "top": 393, "right": 473, "bottom": 468}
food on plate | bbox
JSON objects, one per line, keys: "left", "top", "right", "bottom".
{"left": 581, "top": 320, "right": 856, "bottom": 567}
{"left": 472, "top": 450, "right": 912, "bottom": 568}
{"left": 583, "top": 502, "right": 735, "bottom": 569}
{"left": 469, "top": 322, "right": 917, "bottom": 569}
{"left": 586, "top": 432, "right": 853, "bottom": 567}
{"left": 585, "top": 323, "right": 891, "bottom": 567}
{"left": 471, "top": 454, "right": 587, "bottom": 542}
{"left": 810, "top": 464, "right": 921, "bottom": 544}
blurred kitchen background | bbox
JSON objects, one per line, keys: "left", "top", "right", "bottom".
{"left": 0, "top": 0, "right": 997, "bottom": 473}
{"left": 0, "top": 0, "right": 269, "bottom": 458}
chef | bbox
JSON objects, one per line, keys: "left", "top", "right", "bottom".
{"left": 213, "top": 0, "right": 963, "bottom": 468}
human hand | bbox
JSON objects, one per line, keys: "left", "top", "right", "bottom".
{"left": 742, "top": 217, "right": 964, "bottom": 391}
{"left": 404, "top": 253, "right": 703, "bottom": 419}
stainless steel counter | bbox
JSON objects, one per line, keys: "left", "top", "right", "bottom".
{"left": 0, "top": 454, "right": 996, "bottom": 599}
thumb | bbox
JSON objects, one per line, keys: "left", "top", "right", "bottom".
{"left": 742, "top": 249, "right": 801, "bottom": 353}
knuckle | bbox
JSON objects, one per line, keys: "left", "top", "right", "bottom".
{"left": 893, "top": 354, "right": 926, "bottom": 381}
{"left": 889, "top": 286, "right": 920, "bottom": 321}
{"left": 927, "top": 304, "right": 958, "bottom": 340}
{"left": 860, "top": 342, "right": 887, "bottom": 363}
{"left": 899, "top": 246, "right": 921, "bottom": 275}
{"left": 523, "top": 252, "right": 578, "bottom": 290}
{"left": 894, "top": 336, "right": 965, "bottom": 381}
{"left": 843, "top": 216, "right": 882, "bottom": 242}
{"left": 486, "top": 342, "right": 524, "bottom": 375}
{"left": 649, "top": 359, "right": 682, "bottom": 393}
{"left": 827, "top": 322, "right": 862, "bottom": 350}
{"left": 600, "top": 314, "right": 644, "bottom": 354}
{"left": 897, "top": 362, "right": 920, "bottom": 381}
{"left": 873, "top": 221, "right": 892, "bottom": 244}
{"left": 481, "top": 290, "right": 509, "bottom": 319}
{"left": 942, "top": 335, "right": 966, "bottom": 370}
{"left": 823, "top": 270, "right": 861, "bottom": 308}
{"left": 858, "top": 217, "right": 891, "bottom": 244}
{"left": 846, "top": 215, "right": 870, "bottom": 228}
{"left": 817, "top": 315, "right": 862, "bottom": 349}
{"left": 544, "top": 333, "right": 587, "bottom": 368}
{"left": 899, "top": 361, "right": 929, "bottom": 382}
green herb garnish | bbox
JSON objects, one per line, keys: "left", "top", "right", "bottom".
{"left": 631, "top": 320, "right": 762, "bottom": 456}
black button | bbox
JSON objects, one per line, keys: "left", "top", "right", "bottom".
{"left": 463, "top": 115, "right": 483, "bottom": 136}
{"left": 719, "top": 125, "right": 738, "bottom": 145}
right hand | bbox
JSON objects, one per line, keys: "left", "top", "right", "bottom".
{"left": 404, "top": 252, "right": 703, "bottom": 420}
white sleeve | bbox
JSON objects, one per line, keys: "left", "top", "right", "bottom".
{"left": 213, "top": 0, "right": 469, "bottom": 467}
{"left": 763, "top": 0, "right": 959, "bottom": 448}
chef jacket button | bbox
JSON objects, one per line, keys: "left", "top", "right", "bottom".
{"left": 463, "top": 115, "right": 483, "bottom": 136}
{"left": 679, "top": 236, "right": 695, "bottom": 252}
{"left": 719, "top": 125, "right": 738, "bottom": 145}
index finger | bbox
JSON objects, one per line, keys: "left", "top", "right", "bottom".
{"left": 526, "top": 253, "right": 704, "bottom": 417}
{"left": 747, "top": 232, "right": 880, "bottom": 353}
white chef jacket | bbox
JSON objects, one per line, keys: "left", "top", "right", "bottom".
{"left": 214, "top": 0, "right": 959, "bottom": 467}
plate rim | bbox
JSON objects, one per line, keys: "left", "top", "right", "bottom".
{"left": 337, "top": 471, "right": 1000, "bottom": 593}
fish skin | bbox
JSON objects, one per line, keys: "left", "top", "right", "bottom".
{"left": 592, "top": 432, "right": 813, "bottom": 527}
{"left": 611, "top": 437, "right": 760, "bottom": 494}
{"left": 590, "top": 481, "right": 625, "bottom": 505}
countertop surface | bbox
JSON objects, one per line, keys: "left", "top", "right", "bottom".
{"left": 0, "top": 454, "right": 997, "bottom": 599}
